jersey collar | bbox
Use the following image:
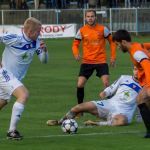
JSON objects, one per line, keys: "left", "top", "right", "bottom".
{"left": 22, "top": 31, "right": 32, "bottom": 42}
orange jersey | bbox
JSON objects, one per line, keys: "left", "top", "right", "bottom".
{"left": 129, "top": 42, "right": 150, "bottom": 87}
{"left": 72, "top": 23, "right": 116, "bottom": 64}
{"left": 143, "top": 43, "right": 150, "bottom": 50}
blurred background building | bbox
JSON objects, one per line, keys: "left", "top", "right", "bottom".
{"left": 0, "top": 0, "right": 150, "bottom": 10}
{"left": 0, "top": 0, "right": 150, "bottom": 34}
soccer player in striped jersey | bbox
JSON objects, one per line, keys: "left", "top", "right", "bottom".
{"left": 47, "top": 67, "right": 141, "bottom": 127}
{"left": 113, "top": 29, "right": 150, "bottom": 138}
{"left": 0, "top": 17, "right": 48, "bottom": 140}
{"left": 72, "top": 9, "right": 116, "bottom": 106}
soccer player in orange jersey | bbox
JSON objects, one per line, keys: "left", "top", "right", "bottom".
{"left": 72, "top": 9, "right": 116, "bottom": 105}
{"left": 113, "top": 29, "right": 150, "bottom": 138}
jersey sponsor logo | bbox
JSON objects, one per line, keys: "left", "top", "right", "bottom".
{"left": 22, "top": 52, "right": 29, "bottom": 60}
{"left": 83, "top": 34, "right": 89, "bottom": 37}
{"left": 119, "top": 90, "right": 134, "bottom": 103}
{"left": 97, "top": 31, "right": 103, "bottom": 37}
{"left": 124, "top": 91, "right": 130, "bottom": 97}
{"left": 84, "top": 39, "right": 101, "bottom": 45}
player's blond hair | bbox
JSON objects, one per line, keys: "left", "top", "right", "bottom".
{"left": 24, "top": 17, "right": 41, "bottom": 31}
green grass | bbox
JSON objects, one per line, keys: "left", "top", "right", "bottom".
{"left": 0, "top": 36, "right": 150, "bottom": 149}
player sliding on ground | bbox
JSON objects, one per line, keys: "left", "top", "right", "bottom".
{"left": 47, "top": 67, "right": 141, "bottom": 127}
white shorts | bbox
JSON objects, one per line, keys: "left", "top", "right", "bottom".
{"left": 92, "top": 99, "right": 135, "bottom": 123}
{"left": 0, "top": 67, "right": 23, "bottom": 102}
{"left": 92, "top": 100, "right": 112, "bottom": 120}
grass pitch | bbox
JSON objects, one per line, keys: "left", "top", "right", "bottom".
{"left": 0, "top": 36, "right": 150, "bottom": 149}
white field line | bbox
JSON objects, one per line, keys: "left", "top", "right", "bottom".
{"left": 0, "top": 130, "right": 144, "bottom": 141}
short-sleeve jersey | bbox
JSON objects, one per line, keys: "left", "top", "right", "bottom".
{"left": 103, "top": 75, "right": 141, "bottom": 122}
{"left": 129, "top": 43, "right": 150, "bottom": 86}
{"left": 73, "top": 24, "right": 114, "bottom": 64}
{"left": 0, "top": 32, "right": 42, "bottom": 80}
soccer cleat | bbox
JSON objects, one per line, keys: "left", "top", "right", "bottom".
{"left": 7, "top": 130, "right": 23, "bottom": 140}
{"left": 46, "top": 120, "right": 60, "bottom": 126}
{"left": 144, "top": 132, "right": 150, "bottom": 138}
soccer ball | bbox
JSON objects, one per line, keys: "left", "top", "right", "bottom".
{"left": 61, "top": 119, "right": 78, "bottom": 134}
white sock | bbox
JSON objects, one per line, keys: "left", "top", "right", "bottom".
{"left": 9, "top": 102, "right": 24, "bottom": 132}
{"left": 97, "top": 120, "right": 112, "bottom": 126}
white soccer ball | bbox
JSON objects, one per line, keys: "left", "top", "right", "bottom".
{"left": 61, "top": 119, "right": 78, "bottom": 134}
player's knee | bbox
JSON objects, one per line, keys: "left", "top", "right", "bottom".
{"left": 101, "top": 75, "right": 109, "bottom": 88}
{"left": 103, "top": 82, "right": 109, "bottom": 88}
{"left": 71, "top": 104, "right": 82, "bottom": 113}
{"left": 102, "top": 78, "right": 109, "bottom": 88}
{"left": 137, "top": 87, "right": 150, "bottom": 104}
{"left": 112, "top": 114, "right": 128, "bottom": 126}
{"left": 77, "top": 77, "right": 87, "bottom": 88}
{"left": 103, "top": 78, "right": 109, "bottom": 87}
{"left": 77, "top": 82, "right": 85, "bottom": 88}
{"left": 18, "top": 90, "right": 29, "bottom": 102}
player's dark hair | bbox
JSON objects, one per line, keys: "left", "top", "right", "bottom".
{"left": 112, "top": 29, "right": 131, "bottom": 42}
{"left": 85, "top": 9, "right": 96, "bottom": 17}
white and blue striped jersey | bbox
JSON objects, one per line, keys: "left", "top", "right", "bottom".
{"left": 104, "top": 75, "right": 141, "bottom": 122}
{"left": 0, "top": 32, "right": 48, "bottom": 81}
{"left": 94, "top": 75, "right": 142, "bottom": 123}
{"left": 104, "top": 75, "right": 141, "bottom": 104}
